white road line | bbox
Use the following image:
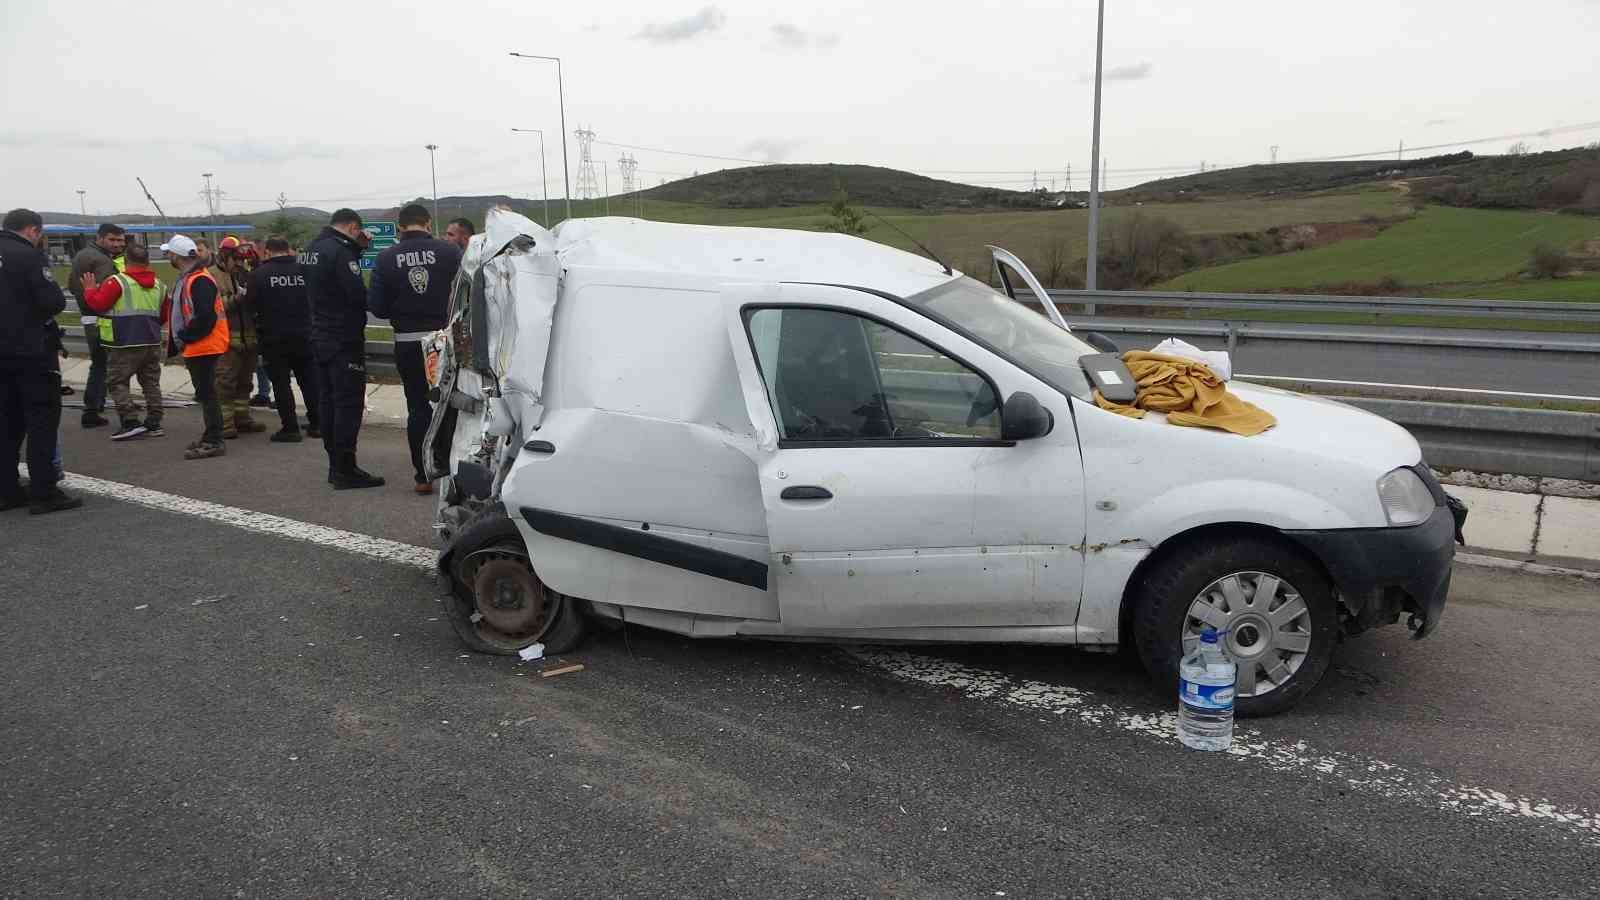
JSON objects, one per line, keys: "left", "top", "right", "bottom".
{"left": 852, "top": 649, "right": 1600, "bottom": 846}
{"left": 54, "top": 471, "right": 1600, "bottom": 846}
{"left": 59, "top": 471, "right": 436, "bottom": 573}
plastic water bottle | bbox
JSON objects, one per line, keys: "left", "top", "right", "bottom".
{"left": 1177, "top": 627, "right": 1236, "bottom": 751}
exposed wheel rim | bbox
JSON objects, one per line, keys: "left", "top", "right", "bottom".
{"left": 1182, "top": 570, "right": 1312, "bottom": 699}
{"left": 463, "top": 545, "right": 555, "bottom": 646}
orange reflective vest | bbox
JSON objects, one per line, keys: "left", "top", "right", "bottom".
{"left": 175, "top": 268, "right": 230, "bottom": 358}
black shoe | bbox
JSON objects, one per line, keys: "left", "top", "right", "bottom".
{"left": 249, "top": 396, "right": 272, "bottom": 408}
{"left": 60, "top": 385, "right": 76, "bottom": 396}
{"left": 144, "top": 422, "right": 166, "bottom": 438}
{"left": 270, "top": 428, "right": 303, "bottom": 443}
{"left": 29, "top": 489, "right": 84, "bottom": 515}
{"left": 81, "top": 412, "right": 109, "bottom": 428}
{"left": 306, "top": 426, "right": 322, "bottom": 439}
{"left": 333, "top": 466, "right": 386, "bottom": 490}
{"left": 0, "top": 493, "right": 27, "bottom": 511}
{"left": 111, "top": 420, "right": 148, "bottom": 441}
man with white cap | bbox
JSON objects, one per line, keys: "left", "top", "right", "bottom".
{"left": 160, "top": 234, "right": 231, "bottom": 459}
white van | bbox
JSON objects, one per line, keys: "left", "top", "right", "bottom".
{"left": 426, "top": 209, "right": 1464, "bottom": 716}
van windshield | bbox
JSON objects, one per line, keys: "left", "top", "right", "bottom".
{"left": 903, "top": 276, "right": 1095, "bottom": 399}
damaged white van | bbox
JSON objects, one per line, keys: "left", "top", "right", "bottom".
{"left": 425, "top": 209, "right": 1465, "bottom": 716}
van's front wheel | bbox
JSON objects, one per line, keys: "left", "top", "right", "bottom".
{"left": 441, "top": 507, "right": 586, "bottom": 656}
{"left": 1133, "top": 535, "right": 1337, "bottom": 717}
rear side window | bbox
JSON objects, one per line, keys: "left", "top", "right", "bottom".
{"left": 745, "top": 307, "right": 1002, "bottom": 444}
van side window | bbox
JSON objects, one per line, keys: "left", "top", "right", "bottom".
{"left": 745, "top": 307, "right": 1002, "bottom": 443}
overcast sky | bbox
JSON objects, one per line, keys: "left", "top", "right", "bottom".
{"left": 4, "top": 0, "right": 1599, "bottom": 218}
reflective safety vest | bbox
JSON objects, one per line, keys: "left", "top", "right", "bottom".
{"left": 172, "top": 268, "right": 230, "bottom": 358}
{"left": 98, "top": 272, "right": 165, "bottom": 348}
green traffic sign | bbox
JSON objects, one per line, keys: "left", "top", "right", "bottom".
{"left": 360, "top": 220, "right": 398, "bottom": 270}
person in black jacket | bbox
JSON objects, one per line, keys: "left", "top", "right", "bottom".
{"left": 304, "top": 208, "right": 383, "bottom": 489}
{"left": 367, "top": 203, "right": 461, "bottom": 493}
{"left": 0, "top": 208, "right": 82, "bottom": 513}
{"left": 249, "top": 236, "right": 321, "bottom": 443}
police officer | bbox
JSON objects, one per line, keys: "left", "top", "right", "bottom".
{"left": 248, "top": 236, "right": 320, "bottom": 444}
{"left": 366, "top": 203, "right": 461, "bottom": 494}
{"left": 304, "top": 208, "right": 383, "bottom": 489}
{"left": 0, "top": 208, "right": 82, "bottom": 513}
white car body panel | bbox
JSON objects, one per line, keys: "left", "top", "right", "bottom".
{"left": 443, "top": 209, "right": 1425, "bottom": 646}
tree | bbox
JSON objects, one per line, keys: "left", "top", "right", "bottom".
{"left": 1506, "top": 141, "right": 1530, "bottom": 156}
{"left": 259, "top": 213, "right": 314, "bottom": 248}
{"left": 821, "top": 182, "right": 867, "bottom": 236}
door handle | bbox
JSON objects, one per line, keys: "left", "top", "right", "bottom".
{"left": 780, "top": 485, "right": 833, "bottom": 500}
{"left": 522, "top": 440, "right": 556, "bottom": 454}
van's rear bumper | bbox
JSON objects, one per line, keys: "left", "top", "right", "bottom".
{"left": 1285, "top": 502, "right": 1461, "bottom": 639}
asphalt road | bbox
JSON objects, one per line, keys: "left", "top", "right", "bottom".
{"left": 4, "top": 412, "right": 1599, "bottom": 898}
{"left": 1064, "top": 319, "right": 1600, "bottom": 399}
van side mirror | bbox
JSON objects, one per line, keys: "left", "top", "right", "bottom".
{"left": 1085, "top": 331, "right": 1120, "bottom": 354}
{"left": 1001, "top": 391, "right": 1053, "bottom": 441}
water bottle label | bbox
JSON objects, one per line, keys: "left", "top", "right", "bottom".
{"left": 1180, "top": 678, "right": 1235, "bottom": 711}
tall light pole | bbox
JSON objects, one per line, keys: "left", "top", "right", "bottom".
{"left": 1085, "top": 0, "right": 1105, "bottom": 291}
{"left": 508, "top": 52, "right": 572, "bottom": 223}
{"left": 424, "top": 144, "right": 440, "bottom": 234}
{"left": 76, "top": 190, "right": 86, "bottom": 217}
{"left": 510, "top": 128, "right": 551, "bottom": 227}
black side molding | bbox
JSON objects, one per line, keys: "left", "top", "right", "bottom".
{"left": 520, "top": 507, "right": 768, "bottom": 591}
{"left": 522, "top": 440, "right": 556, "bottom": 454}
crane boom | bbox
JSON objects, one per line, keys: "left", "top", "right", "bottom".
{"left": 136, "top": 177, "right": 168, "bottom": 224}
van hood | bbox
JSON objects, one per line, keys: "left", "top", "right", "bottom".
{"left": 1225, "top": 381, "right": 1422, "bottom": 473}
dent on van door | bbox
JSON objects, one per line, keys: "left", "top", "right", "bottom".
{"left": 721, "top": 283, "right": 1090, "bottom": 631}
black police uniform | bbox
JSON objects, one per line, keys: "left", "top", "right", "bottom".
{"left": 248, "top": 254, "right": 321, "bottom": 438}
{"left": 0, "top": 229, "right": 68, "bottom": 503}
{"left": 365, "top": 229, "right": 461, "bottom": 484}
{"left": 303, "top": 225, "right": 379, "bottom": 484}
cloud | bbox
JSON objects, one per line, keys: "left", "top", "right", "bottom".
{"left": 0, "top": 131, "right": 346, "bottom": 165}
{"left": 195, "top": 140, "right": 345, "bottom": 165}
{"left": 770, "top": 23, "right": 839, "bottom": 50}
{"left": 1077, "top": 61, "right": 1153, "bottom": 84}
{"left": 0, "top": 131, "right": 123, "bottom": 151}
{"left": 634, "top": 6, "right": 725, "bottom": 44}
{"left": 741, "top": 138, "right": 804, "bottom": 163}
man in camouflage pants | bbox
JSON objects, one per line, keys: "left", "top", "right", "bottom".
{"left": 211, "top": 236, "right": 264, "bottom": 438}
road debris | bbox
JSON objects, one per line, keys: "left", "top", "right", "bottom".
{"left": 133, "top": 604, "right": 148, "bottom": 611}
{"left": 541, "top": 663, "right": 585, "bottom": 678}
{"left": 190, "top": 593, "right": 230, "bottom": 606}
{"left": 517, "top": 642, "right": 546, "bottom": 661}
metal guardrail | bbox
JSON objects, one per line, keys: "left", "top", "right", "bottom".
{"left": 1044, "top": 288, "right": 1600, "bottom": 324}
{"left": 1344, "top": 399, "right": 1600, "bottom": 482}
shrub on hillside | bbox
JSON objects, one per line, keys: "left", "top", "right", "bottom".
{"left": 1527, "top": 244, "right": 1566, "bottom": 279}
{"left": 1094, "top": 215, "right": 1192, "bottom": 289}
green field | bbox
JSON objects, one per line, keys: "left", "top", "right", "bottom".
{"left": 1156, "top": 206, "right": 1600, "bottom": 296}
{"left": 636, "top": 189, "right": 1410, "bottom": 277}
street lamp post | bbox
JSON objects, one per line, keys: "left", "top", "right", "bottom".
{"left": 1085, "top": 0, "right": 1105, "bottom": 291}
{"left": 424, "top": 144, "right": 440, "bottom": 234}
{"left": 508, "top": 52, "right": 572, "bottom": 223}
{"left": 76, "top": 190, "right": 86, "bottom": 217}
{"left": 510, "top": 128, "right": 551, "bottom": 227}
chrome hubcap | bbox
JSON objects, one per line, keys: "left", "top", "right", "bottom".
{"left": 1183, "top": 570, "right": 1312, "bottom": 698}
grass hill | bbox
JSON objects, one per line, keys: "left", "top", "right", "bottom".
{"left": 637, "top": 164, "right": 1039, "bottom": 209}
{"left": 1131, "top": 147, "right": 1600, "bottom": 213}
{"left": 1156, "top": 205, "right": 1600, "bottom": 302}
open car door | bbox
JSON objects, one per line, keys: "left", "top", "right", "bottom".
{"left": 987, "top": 244, "right": 1069, "bottom": 329}
{"left": 722, "top": 281, "right": 1087, "bottom": 634}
